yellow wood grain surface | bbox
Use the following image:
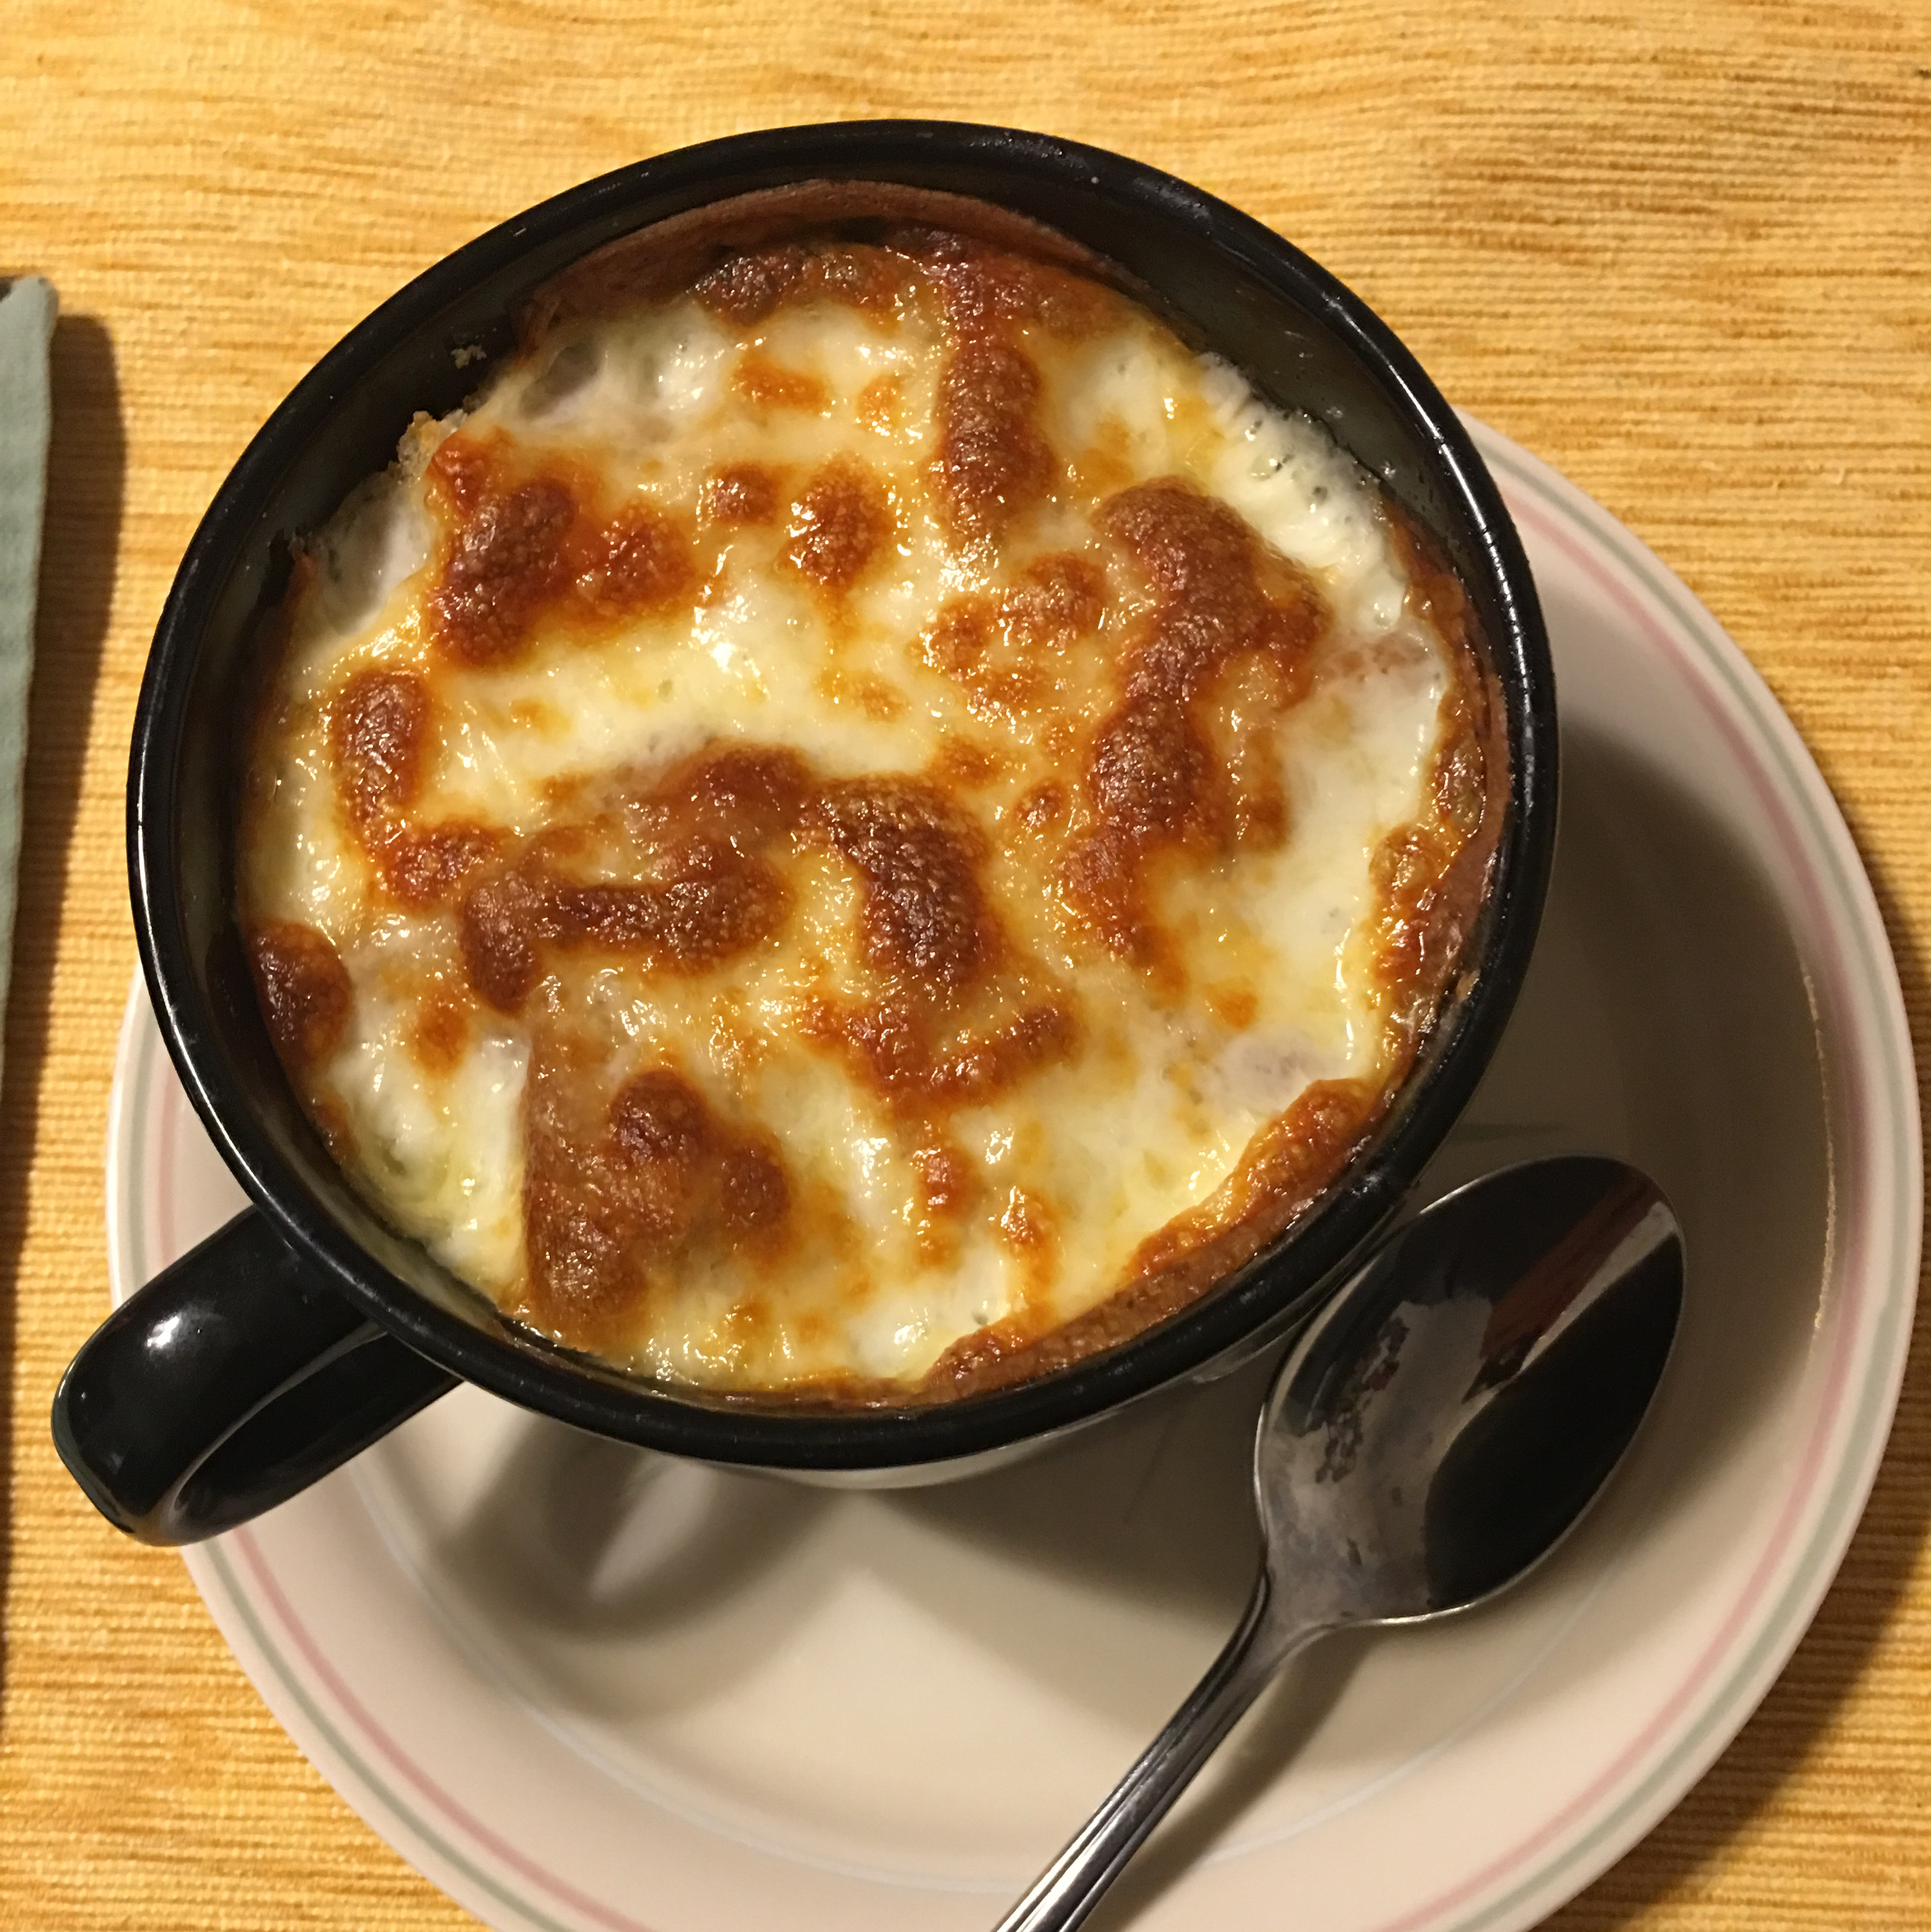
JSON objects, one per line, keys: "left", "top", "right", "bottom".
{"left": 2, "top": 2, "right": 1927, "bottom": 1924}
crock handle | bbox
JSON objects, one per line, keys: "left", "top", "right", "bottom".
{"left": 52, "top": 1208, "right": 459, "bottom": 1545}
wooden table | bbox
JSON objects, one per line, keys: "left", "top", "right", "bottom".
{"left": 2, "top": 3, "right": 1926, "bottom": 1924}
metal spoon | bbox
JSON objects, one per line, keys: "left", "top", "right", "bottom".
{"left": 997, "top": 1154, "right": 1683, "bottom": 1932}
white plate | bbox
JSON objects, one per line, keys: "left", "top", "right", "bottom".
{"left": 106, "top": 421, "right": 1921, "bottom": 1932}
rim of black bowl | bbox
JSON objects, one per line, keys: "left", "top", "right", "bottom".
{"left": 129, "top": 119, "right": 1557, "bottom": 1470}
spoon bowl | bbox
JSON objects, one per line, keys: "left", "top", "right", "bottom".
{"left": 1260, "top": 1155, "right": 1683, "bottom": 1629}
{"left": 999, "top": 1155, "right": 1683, "bottom": 1932}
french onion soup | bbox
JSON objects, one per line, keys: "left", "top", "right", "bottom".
{"left": 238, "top": 185, "right": 1503, "bottom": 1404}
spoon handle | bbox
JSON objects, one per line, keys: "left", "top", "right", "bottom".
{"left": 994, "top": 1567, "right": 1320, "bottom": 1932}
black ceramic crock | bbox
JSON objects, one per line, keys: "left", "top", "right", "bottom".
{"left": 53, "top": 121, "right": 1557, "bottom": 1545}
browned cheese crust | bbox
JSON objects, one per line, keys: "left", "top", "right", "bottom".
{"left": 240, "top": 184, "right": 1508, "bottom": 1405}
{"left": 916, "top": 512, "right": 1504, "bottom": 1403}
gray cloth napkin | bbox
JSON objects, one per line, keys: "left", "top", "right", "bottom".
{"left": 0, "top": 276, "right": 57, "bottom": 1093}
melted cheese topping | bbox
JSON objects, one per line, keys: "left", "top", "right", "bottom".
{"left": 239, "top": 229, "right": 1487, "bottom": 1399}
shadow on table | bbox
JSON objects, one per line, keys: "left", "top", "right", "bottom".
{"left": 1540, "top": 835, "right": 1931, "bottom": 1931}
{"left": 0, "top": 312, "right": 125, "bottom": 1696}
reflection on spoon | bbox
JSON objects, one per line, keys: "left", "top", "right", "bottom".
{"left": 997, "top": 1155, "right": 1683, "bottom": 1932}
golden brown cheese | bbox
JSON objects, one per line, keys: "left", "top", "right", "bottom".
{"left": 238, "top": 198, "right": 1499, "bottom": 1401}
